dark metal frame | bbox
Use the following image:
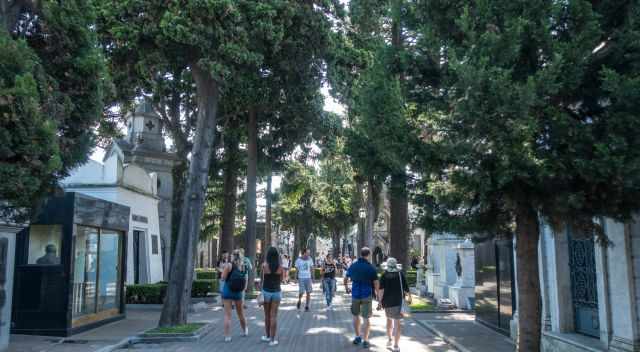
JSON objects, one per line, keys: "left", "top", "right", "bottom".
{"left": 11, "top": 193, "right": 130, "bottom": 336}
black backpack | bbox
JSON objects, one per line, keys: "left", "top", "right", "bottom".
{"left": 228, "top": 266, "right": 246, "bottom": 292}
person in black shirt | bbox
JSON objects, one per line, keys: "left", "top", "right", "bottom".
{"left": 260, "top": 247, "right": 283, "bottom": 346}
{"left": 378, "top": 257, "right": 412, "bottom": 352}
{"left": 321, "top": 253, "right": 337, "bottom": 309}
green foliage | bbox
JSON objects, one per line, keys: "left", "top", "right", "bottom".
{"left": 192, "top": 279, "right": 218, "bottom": 297}
{"left": 126, "top": 283, "right": 168, "bottom": 304}
{"left": 313, "top": 267, "right": 322, "bottom": 281}
{"left": 1, "top": 1, "right": 107, "bottom": 217}
{"left": 413, "top": 0, "right": 640, "bottom": 234}
{"left": 405, "top": 270, "right": 417, "bottom": 287}
{"left": 126, "top": 279, "right": 218, "bottom": 304}
{"left": 194, "top": 269, "right": 218, "bottom": 281}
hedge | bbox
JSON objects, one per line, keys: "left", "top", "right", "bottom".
{"left": 126, "top": 279, "right": 219, "bottom": 304}
{"left": 406, "top": 270, "right": 417, "bottom": 287}
{"left": 376, "top": 270, "right": 418, "bottom": 287}
{"left": 126, "top": 283, "right": 167, "bottom": 304}
{"left": 192, "top": 279, "right": 218, "bottom": 297}
{"left": 195, "top": 270, "right": 218, "bottom": 280}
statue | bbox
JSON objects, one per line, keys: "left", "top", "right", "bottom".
{"left": 455, "top": 252, "right": 462, "bottom": 278}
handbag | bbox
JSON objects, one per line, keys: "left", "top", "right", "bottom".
{"left": 399, "top": 271, "right": 410, "bottom": 316}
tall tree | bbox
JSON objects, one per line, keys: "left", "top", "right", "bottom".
{"left": 98, "top": 0, "right": 303, "bottom": 327}
{"left": 415, "top": 1, "right": 640, "bottom": 350}
{"left": 1, "top": 1, "right": 108, "bottom": 219}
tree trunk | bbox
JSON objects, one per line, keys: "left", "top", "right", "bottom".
{"left": 265, "top": 173, "right": 273, "bottom": 248}
{"left": 365, "top": 178, "right": 376, "bottom": 249}
{"left": 159, "top": 65, "right": 219, "bottom": 327}
{"left": 220, "top": 139, "right": 239, "bottom": 254}
{"left": 332, "top": 230, "right": 341, "bottom": 257}
{"left": 390, "top": 171, "right": 409, "bottom": 269}
{"left": 514, "top": 201, "right": 542, "bottom": 351}
{"left": 245, "top": 108, "right": 258, "bottom": 293}
{"left": 293, "top": 225, "right": 301, "bottom": 259}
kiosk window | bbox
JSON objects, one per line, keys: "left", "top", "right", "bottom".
{"left": 27, "top": 225, "right": 62, "bottom": 265}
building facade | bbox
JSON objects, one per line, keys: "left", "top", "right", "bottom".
{"left": 104, "top": 102, "right": 179, "bottom": 280}
{"left": 536, "top": 217, "right": 640, "bottom": 352}
{"left": 61, "top": 155, "right": 164, "bottom": 284}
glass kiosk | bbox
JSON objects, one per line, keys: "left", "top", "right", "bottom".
{"left": 11, "top": 193, "right": 130, "bottom": 336}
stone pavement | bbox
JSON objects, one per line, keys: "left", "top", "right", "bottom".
{"left": 8, "top": 310, "right": 161, "bottom": 352}
{"left": 117, "top": 283, "right": 456, "bottom": 352}
{"left": 416, "top": 312, "right": 515, "bottom": 352}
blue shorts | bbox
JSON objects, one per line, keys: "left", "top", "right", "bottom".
{"left": 299, "top": 278, "right": 313, "bottom": 294}
{"left": 222, "top": 283, "right": 242, "bottom": 301}
{"left": 262, "top": 290, "right": 282, "bottom": 302}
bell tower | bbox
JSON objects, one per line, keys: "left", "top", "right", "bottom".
{"left": 126, "top": 101, "right": 166, "bottom": 152}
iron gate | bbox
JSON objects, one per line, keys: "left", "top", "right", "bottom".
{"left": 568, "top": 229, "right": 600, "bottom": 338}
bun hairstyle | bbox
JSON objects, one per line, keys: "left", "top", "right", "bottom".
{"left": 232, "top": 249, "right": 244, "bottom": 271}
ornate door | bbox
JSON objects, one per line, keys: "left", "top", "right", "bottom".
{"left": 568, "top": 230, "right": 600, "bottom": 338}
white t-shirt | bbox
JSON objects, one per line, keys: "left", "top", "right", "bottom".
{"left": 282, "top": 257, "right": 290, "bottom": 269}
{"left": 295, "top": 257, "right": 314, "bottom": 279}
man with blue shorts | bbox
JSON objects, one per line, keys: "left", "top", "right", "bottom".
{"left": 295, "top": 248, "right": 314, "bottom": 311}
{"left": 344, "top": 247, "right": 379, "bottom": 349}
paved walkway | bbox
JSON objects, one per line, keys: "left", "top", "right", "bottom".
{"left": 416, "top": 313, "right": 515, "bottom": 352}
{"left": 8, "top": 310, "right": 160, "bottom": 352}
{"left": 118, "top": 283, "right": 456, "bottom": 352}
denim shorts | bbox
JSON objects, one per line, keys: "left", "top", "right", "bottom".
{"left": 298, "top": 278, "right": 313, "bottom": 294}
{"left": 262, "top": 290, "right": 282, "bottom": 302}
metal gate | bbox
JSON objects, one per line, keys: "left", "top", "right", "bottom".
{"left": 568, "top": 229, "right": 600, "bottom": 337}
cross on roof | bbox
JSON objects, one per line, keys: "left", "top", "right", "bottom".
{"left": 145, "top": 119, "right": 155, "bottom": 131}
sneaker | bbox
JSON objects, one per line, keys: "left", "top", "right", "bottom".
{"left": 269, "top": 340, "right": 279, "bottom": 347}
{"left": 297, "top": 301, "right": 301, "bottom": 310}
{"left": 392, "top": 346, "right": 400, "bottom": 352}
{"left": 224, "top": 336, "right": 232, "bottom": 343}
{"left": 362, "top": 341, "right": 370, "bottom": 349}
{"left": 261, "top": 336, "right": 271, "bottom": 342}
{"left": 353, "top": 336, "right": 362, "bottom": 345}
{"left": 243, "top": 327, "right": 249, "bottom": 336}
{"left": 305, "top": 306, "right": 309, "bottom": 312}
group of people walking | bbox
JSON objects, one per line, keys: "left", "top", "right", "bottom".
{"left": 217, "top": 246, "right": 412, "bottom": 351}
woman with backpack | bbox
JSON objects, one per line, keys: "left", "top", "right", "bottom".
{"left": 378, "top": 257, "right": 412, "bottom": 352}
{"left": 221, "top": 249, "right": 249, "bottom": 342}
{"left": 260, "top": 247, "right": 283, "bottom": 346}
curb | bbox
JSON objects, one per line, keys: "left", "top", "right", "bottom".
{"left": 413, "top": 318, "right": 467, "bottom": 352}
{"left": 134, "top": 322, "right": 215, "bottom": 344}
{"left": 93, "top": 336, "right": 134, "bottom": 352}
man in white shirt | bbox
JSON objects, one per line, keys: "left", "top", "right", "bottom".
{"left": 295, "top": 248, "right": 314, "bottom": 311}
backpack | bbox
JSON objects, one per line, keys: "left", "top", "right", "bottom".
{"left": 228, "top": 266, "right": 247, "bottom": 292}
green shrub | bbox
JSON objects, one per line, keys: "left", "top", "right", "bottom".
{"left": 289, "top": 268, "right": 298, "bottom": 280}
{"left": 406, "top": 270, "right": 417, "bottom": 287}
{"left": 313, "top": 267, "right": 322, "bottom": 280}
{"left": 126, "top": 279, "right": 219, "bottom": 304}
{"left": 192, "top": 279, "right": 218, "bottom": 297}
{"left": 126, "top": 284, "right": 167, "bottom": 304}
{"left": 195, "top": 270, "right": 218, "bottom": 280}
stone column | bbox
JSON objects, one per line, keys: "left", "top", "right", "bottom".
{"left": 605, "top": 218, "right": 639, "bottom": 352}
